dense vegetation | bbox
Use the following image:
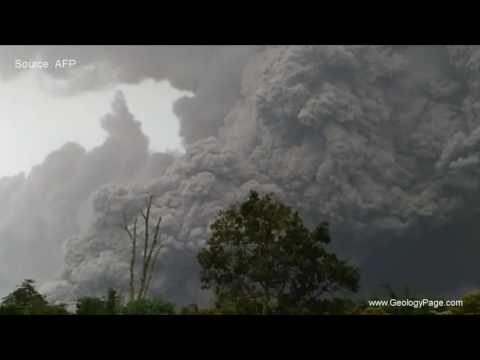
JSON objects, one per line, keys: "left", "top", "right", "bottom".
{"left": 0, "top": 279, "right": 69, "bottom": 315}
{"left": 198, "top": 191, "right": 359, "bottom": 314}
{"left": 0, "top": 191, "right": 476, "bottom": 315}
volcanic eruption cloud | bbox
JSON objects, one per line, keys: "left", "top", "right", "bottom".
{"left": 1, "top": 45, "right": 480, "bottom": 304}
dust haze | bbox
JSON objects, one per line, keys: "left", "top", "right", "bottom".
{"left": 1, "top": 45, "right": 479, "bottom": 305}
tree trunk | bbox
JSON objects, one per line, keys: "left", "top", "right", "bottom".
{"left": 122, "top": 195, "right": 163, "bottom": 302}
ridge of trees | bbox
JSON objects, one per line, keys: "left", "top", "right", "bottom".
{"left": 0, "top": 191, "right": 476, "bottom": 316}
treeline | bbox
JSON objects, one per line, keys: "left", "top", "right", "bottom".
{"left": 0, "top": 280, "right": 174, "bottom": 315}
{"left": 2, "top": 279, "right": 480, "bottom": 315}
{"left": 1, "top": 191, "right": 478, "bottom": 315}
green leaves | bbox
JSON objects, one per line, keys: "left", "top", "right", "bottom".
{"left": 1, "top": 279, "right": 48, "bottom": 308}
{"left": 75, "top": 288, "right": 175, "bottom": 315}
{"left": 0, "top": 279, "right": 69, "bottom": 315}
{"left": 76, "top": 297, "right": 109, "bottom": 315}
{"left": 122, "top": 298, "right": 175, "bottom": 315}
{"left": 198, "top": 190, "right": 360, "bottom": 314}
{"left": 458, "top": 290, "right": 480, "bottom": 314}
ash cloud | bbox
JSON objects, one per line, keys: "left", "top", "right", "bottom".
{"left": 0, "top": 89, "right": 173, "bottom": 295}
{"left": 0, "top": 46, "right": 256, "bottom": 145}
{"left": 2, "top": 45, "right": 480, "bottom": 303}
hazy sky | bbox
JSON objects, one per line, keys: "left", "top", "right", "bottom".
{"left": 0, "top": 70, "right": 189, "bottom": 177}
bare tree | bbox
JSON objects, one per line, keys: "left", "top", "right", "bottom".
{"left": 121, "top": 194, "right": 164, "bottom": 301}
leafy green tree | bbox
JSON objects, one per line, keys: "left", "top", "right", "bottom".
{"left": 197, "top": 191, "right": 360, "bottom": 314}
{"left": 76, "top": 297, "right": 108, "bottom": 315}
{"left": 458, "top": 290, "right": 480, "bottom": 314}
{"left": 75, "top": 290, "right": 174, "bottom": 315}
{"left": 0, "top": 303, "right": 25, "bottom": 315}
{"left": 0, "top": 279, "right": 69, "bottom": 315}
{"left": 122, "top": 298, "right": 175, "bottom": 315}
{"left": 76, "top": 288, "right": 124, "bottom": 315}
{"left": 39, "top": 303, "right": 70, "bottom": 315}
{"left": 2, "top": 279, "right": 48, "bottom": 307}
{"left": 105, "top": 288, "right": 122, "bottom": 315}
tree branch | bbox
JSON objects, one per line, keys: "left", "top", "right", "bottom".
{"left": 144, "top": 244, "right": 164, "bottom": 297}
{"left": 121, "top": 211, "right": 138, "bottom": 301}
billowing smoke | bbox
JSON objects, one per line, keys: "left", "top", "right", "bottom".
{"left": 0, "top": 90, "right": 174, "bottom": 295}
{"left": 0, "top": 46, "right": 256, "bottom": 145}
{"left": 2, "top": 45, "right": 480, "bottom": 304}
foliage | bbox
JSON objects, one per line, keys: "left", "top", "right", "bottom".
{"left": 197, "top": 190, "right": 360, "bottom": 314}
{"left": 0, "top": 279, "right": 69, "bottom": 315}
{"left": 75, "top": 288, "right": 174, "bottom": 315}
{"left": 105, "top": 288, "right": 123, "bottom": 314}
{"left": 122, "top": 298, "right": 175, "bottom": 315}
{"left": 0, "top": 277, "right": 478, "bottom": 316}
{"left": 456, "top": 290, "right": 480, "bottom": 315}
{"left": 2, "top": 279, "right": 48, "bottom": 307}
{"left": 76, "top": 288, "right": 123, "bottom": 315}
{"left": 76, "top": 297, "right": 109, "bottom": 315}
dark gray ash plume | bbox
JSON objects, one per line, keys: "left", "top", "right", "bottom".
{"left": 2, "top": 45, "right": 480, "bottom": 303}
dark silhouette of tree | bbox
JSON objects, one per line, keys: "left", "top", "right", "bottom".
{"left": 1, "top": 279, "right": 48, "bottom": 307}
{"left": 76, "top": 297, "right": 108, "bottom": 315}
{"left": 198, "top": 191, "right": 360, "bottom": 314}
{"left": 0, "top": 279, "right": 68, "bottom": 315}
{"left": 121, "top": 194, "right": 164, "bottom": 302}
{"left": 76, "top": 288, "right": 122, "bottom": 315}
{"left": 105, "top": 288, "right": 122, "bottom": 314}
{"left": 122, "top": 298, "right": 175, "bottom": 315}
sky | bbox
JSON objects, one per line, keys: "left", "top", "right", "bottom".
{"left": 0, "top": 70, "right": 189, "bottom": 177}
